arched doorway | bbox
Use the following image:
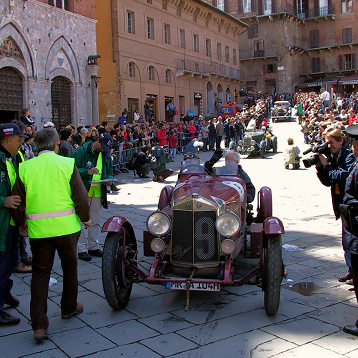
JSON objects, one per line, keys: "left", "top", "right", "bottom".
{"left": 207, "top": 82, "right": 214, "bottom": 116}
{"left": 0, "top": 67, "right": 23, "bottom": 123}
{"left": 51, "top": 76, "right": 72, "bottom": 128}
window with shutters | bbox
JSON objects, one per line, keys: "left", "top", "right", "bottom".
{"left": 233, "top": 49, "right": 237, "bottom": 65}
{"left": 267, "top": 64, "right": 276, "bottom": 73}
{"left": 51, "top": 76, "right": 72, "bottom": 128}
{"left": 344, "top": 54, "right": 355, "bottom": 70}
{"left": 206, "top": 39, "right": 212, "bottom": 57}
{"left": 244, "top": 0, "right": 251, "bottom": 13}
{"left": 225, "top": 46, "right": 230, "bottom": 62}
{"left": 217, "top": 42, "right": 222, "bottom": 61}
{"left": 162, "top": 0, "right": 168, "bottom": 10}
{"left": 129, "top": 62, "right": 135, "bottom": 78}
{"left": 127, "top": 11, "right": 135, "bottom": 34}
{"left": 342, "top": 28, "right": 352, "bottom": 44}
{"left": 164, "top": 24, "right": 170, "bottom": 44}
{"left": 179, "top": 29, "right": 185, "bottom": 49}
{"left": 264, "top": 0, "right": 272, "bottom": 15}
{"left": 254, "top": 40, "right": 265, "bottom": 57}
{"left": 342, "top": 0, "right": 353, "bottom": 13}
{"left": 310, "top": 29, "right": 319, "bottom": 48}
{"left": 248, "top": 24, "right": 258, "bottom": 39}
{"left": 193, "top": 34, "right": 199, "bottom": 53}
{"left": 48, "top": 0, "right": 69, "bottom": 10}
{"left": 147, "top": 18, "right": 154, "bottom": 39}
{"left": 311, "top": 57, "right": 321, "bottom": 73}
{"left": 148, "top": 66, "right": 155, "bottom": 81}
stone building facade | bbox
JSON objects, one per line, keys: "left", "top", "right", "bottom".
{"left": 96, "top": 0, "right": 247, "bottom": 123}
{"left": 206, "top": 0, "right": 358, "bottom": 95}
{"left": 0, "top": 0, "right": 99, "bottom": 128}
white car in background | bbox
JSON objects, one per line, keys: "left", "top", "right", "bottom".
{"left": 271, "top": 101, "right": 292, "bottom": 122}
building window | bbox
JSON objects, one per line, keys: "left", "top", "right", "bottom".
{"left": 267, "top": 64, "right": 277, "bottom": 73}
{"left": 206, "top": 39, "right": 211, "bottom": 57}
{"left": 342, "top": 0, "right": 353, "bottom": 13}
{"left": 217, "top": 42, "right": 222, "bottom": 61}
{"left": 51, "top": 76, "right": 72, "bottom": 128}
{"left": 310, "top": 29, "right": 319, "bottom": 48}
{"left": 148, "top": 66, "right": 155, "bottom": 81}
{"left": 225, "top": 46, "right": 230, "bottom": 62}
{"left": 254, "top": 40, "right": 265, "bottom": 57}
{"left": 129, "top": 62, "right": 135, "bottom": 78}
{"left": 179, "top": 29, "right": 185, "bottom": 48}
{"left": 264, "top": 0, "right": 272, "bottom": 15}
{"left": 147, "top": 18, "right": 154, "bottom": 39}
{"left": 48, "top": 0, "right": 69, "bottom": 10}
{"left": 162, "top": 0, "right": 168, "bottom": 10}
{"left": 127, "top": 11, "right": 135, "bottom": 34}
{"left": 166, "top": 69, "right": 171, "bottom": 83}
{"left": 319, "top": 0, "right": 328, "bottom": 16}
{"left": 164, "top": 24, "right": 170, "bottom": 44}
{"left": 193, "top": 34, "right": 199, "bottom": 52}
{"left": 248, "top": 24, "right": 258, "bottom": 39}
{"left": 233, "top": 49, "right": 237, "bottom": 65}
{"left": 217, "top": 0, "right": 225, "bottom": 11}
{"left": 147, "top": 0, "right": 152, "bottom": 3}
{"left": 311, "top": 57, "right": 321, "bottom": 73}
{"left": 342, "top": 28, "right": 352, "bottom": 44}
{"left": 339, "top": 54, "right": 356, "bottom": 70}
{"left": 243, "top": 0, "right": 251, "bottom": 13}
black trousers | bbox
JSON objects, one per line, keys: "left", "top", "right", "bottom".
{"left": 29, "top": 232, "right": 80, "bottom": 330}
{"left": 351, "top": 252, "right": 358, "bottom": 303}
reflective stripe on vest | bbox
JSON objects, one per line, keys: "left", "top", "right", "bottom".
{"left": 6, "top": 159, "right": 17, "bottom": 227}
{"left": 88, "top": 152, "right": 103, "bottom": 198}
{"left": 19, "top": 152, "right": 81, "bottom": 238}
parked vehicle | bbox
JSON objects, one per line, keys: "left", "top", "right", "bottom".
{"left": 271, "top": 101, "right": 292, "bottom": 122}
{"left": 101, "top": 155, "right": 285, "bottom": 315}
{"left": 237, "top": 130, "right": 277, "bottom": 158}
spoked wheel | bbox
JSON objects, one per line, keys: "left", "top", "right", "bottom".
{"left": 102, "top": 229, "right": 136, "bottom": 310}
{"left": 263, "top": 234, "right": 283, "bottom": 315}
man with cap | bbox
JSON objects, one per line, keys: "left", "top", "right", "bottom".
{"left": 342, "top": 124, "right": 358, "bottom": 336}
{"left": 11, "top": 128, "right": 91, "bottom": 342}
{"left": 0, "top": 123, "right": 27, "bottom": 325}
{"left": 73, "top": 132, "right": 114, "bottom": 261}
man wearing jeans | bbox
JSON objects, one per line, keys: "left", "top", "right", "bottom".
{"left": 12, "top": 128, "right": 90, "bottom": 342}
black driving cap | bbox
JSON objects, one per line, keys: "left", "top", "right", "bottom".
{"left": 346, "top": 125, "right": 358, "bottom": 140}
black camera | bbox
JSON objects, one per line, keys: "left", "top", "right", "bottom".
{"left": 302, "top": 142, "right": 330, "bottom": 168}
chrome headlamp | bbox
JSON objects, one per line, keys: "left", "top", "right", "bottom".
{"left": 215, "top": 211, "right": 240, "bottom": 238}
{"left": 146, "top": 212, "right": 171, "bottom": 236}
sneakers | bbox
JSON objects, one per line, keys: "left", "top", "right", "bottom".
{"left": 34, "top": 328, "right": 48, "bottom": 344}
{"left": 88, "top": 249, "right": 103, "bottom": 257}
{"left": 0, "top": 311, "right": 20, "bottom": 326}
{"left": 13, "top": 263, "right": 32, "bottom": 273}
{"left": 62, "top": 302, "right": 83, "bottom": 319}
{"left": 78, "top": 252, "right": 92, "bottom": 261}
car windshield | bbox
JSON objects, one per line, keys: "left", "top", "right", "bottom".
{"left": 275, "top": 102, "right": 290, "bottom": 107}
{"left": 181, "top": 159, "right": 205, "bottom": 174}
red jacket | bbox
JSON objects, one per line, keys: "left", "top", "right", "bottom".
{"left": 156, "top": 129, "right": 167, "bottom": 146}
{"left": 169, "top": 134, "right": 178, "bottom": 148}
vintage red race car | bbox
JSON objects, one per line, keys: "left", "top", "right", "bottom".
{"left": 101, "top": 155, "right": 285, "bottom": 315}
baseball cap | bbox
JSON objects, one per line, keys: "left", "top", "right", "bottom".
{"left": 43, "top": 121, "right": 55, "bottom": 128}
{"left": 0, "top": 123, "right": 28, "bottom": 138}
{"left": 99, "top": 133, "right": 113, "bottom": 158}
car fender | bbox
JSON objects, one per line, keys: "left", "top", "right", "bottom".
{"left": 102, "top": 216, "right": 137, "bottom": 248}
{"left": 158, "top": 185, "right": 174, "bottom": 210}
{"left": 264, "top": 217, "right": 285, "bottom": 235}
{"left": 259, "top": 139, "right": 266, "bottom": 149}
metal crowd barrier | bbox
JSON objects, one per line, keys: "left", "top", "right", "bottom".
{"left": 112, "top": 145, "right": 141, "bottom": 174}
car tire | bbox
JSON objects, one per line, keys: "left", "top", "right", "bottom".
{"left": 263, "top": 234, "right": 283, "bottom": 316}
{"left": 102, "top": 229, "right": 136, "bottom": 310}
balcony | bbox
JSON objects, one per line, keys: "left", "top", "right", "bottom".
{"left": 302, "top": 61, "right": 358, "bottom": 77}
{"left": 176, "top": 59, "right": 240, "bottom": 81}
{"left": 239, "top": 49, "right": 280, "bottom": 61}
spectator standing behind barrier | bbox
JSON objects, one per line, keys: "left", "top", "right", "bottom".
{"left": 315, "top": 127, "right": 355, "bottom": 283}
{"left": 208, "top": 120, "right": 216, "bottom": 151}
{"left": 0, "top": 123, "right": 27, "bottom": 326}
{"left": 341, "top": 125, "right": 358, "bottom": 337}
{"left": 216, "top": 117, "right": 224, "bottom": 150}
{"left": 59, "top": 128, "right": 75, "bottom": 158}
{"left": 73, "top": 133, "right": 114, "bottom": 261}
{"left": 168, "top": 130, "right": 178, "bottom": 159}
{"left": 11, "top": 128, "right": 91, "bottom": 343}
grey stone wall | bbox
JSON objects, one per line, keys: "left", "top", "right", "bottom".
{"left": 0, "top": 0, "right": 98, "bottom": 127}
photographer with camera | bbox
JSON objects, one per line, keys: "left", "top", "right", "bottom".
{"left": 340, "top": 125, "right": 358, "bottom": 336}
{"left": 315, "top": 127, "right": 355, "bottom": 283}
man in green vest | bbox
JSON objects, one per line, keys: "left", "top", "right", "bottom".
{"left": 0, "top": 123, "right": 27, "bottom": 326}
{"left": 11, "top": 128, "right": 91, "bottom": 343}
{"left": 73, "top": 132, "right": 114, "bottom": 261}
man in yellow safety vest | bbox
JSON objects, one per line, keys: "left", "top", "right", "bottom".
{"left": 11, "top": 128, "right": 91, "bottom": 343}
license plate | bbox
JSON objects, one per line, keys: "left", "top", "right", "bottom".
{"left": 165, "top": 281, "right": 221, "bottom": 291}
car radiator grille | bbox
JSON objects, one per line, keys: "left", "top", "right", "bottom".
{"left": 171, "top": 210, "right": 219, "bottom": 265}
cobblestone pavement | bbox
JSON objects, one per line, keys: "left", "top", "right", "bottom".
{"left": 1, "top": 119, "right": 357, "bottom": 357}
